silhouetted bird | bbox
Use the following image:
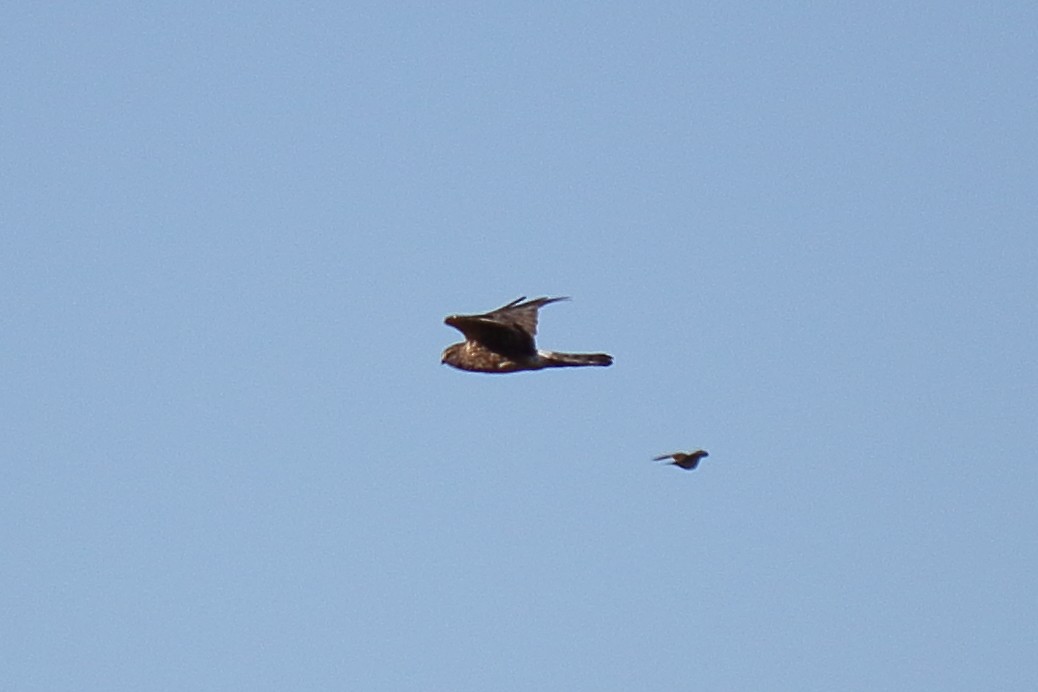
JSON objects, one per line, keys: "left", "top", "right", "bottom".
{"left": 654, "top": 450, "right": 710, "bottom": 471}
{"left": 441, "top": 296, "right": 613, "bottom": 373}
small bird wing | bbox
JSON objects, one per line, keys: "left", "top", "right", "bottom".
{"left": 673, "top": 456, "right": 700, "bottom": 470}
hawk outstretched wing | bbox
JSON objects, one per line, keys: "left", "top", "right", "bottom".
{"left": 444, "top": 296, "right": 567, "bottom": 360}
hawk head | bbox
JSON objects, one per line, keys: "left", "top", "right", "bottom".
{"left": 441, "top": 343, "right": 463, "bottom": 367}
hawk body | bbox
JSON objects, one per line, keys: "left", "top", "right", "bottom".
{"left": 441, "top": 296, "right": 613, "bottom": 374}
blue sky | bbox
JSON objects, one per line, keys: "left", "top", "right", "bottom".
{"left": 2, "top": 3, "right": 1036, "bottom": 690}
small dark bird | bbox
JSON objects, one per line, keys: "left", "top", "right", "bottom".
{"left": 441, "top": 296, "right": 613, "bottom": 373}
{"left": 654, "top": 450, "right": 710, "bottom": 471}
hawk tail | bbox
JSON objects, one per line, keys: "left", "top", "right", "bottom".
{"left": 539, "top": 350, "right": 613, "bottom": 368}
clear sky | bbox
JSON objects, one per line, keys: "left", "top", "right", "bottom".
{"left": 3, "top": 3, "right": 1036, "bottom": 690}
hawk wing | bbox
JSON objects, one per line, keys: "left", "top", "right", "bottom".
{"left": 445, "top": 296, "right": 568, "bottom": 358}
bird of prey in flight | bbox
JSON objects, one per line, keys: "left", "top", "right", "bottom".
{"left": 654, "top": 450, "right": 710, "bottom": 470}
{"left": 441, "top": 296, "right": 613, "bottom": 373}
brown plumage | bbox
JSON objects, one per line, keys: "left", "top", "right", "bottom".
{"left": 654, "top": 450, "right": 710, "bottom": 470}
{"left": 441, "top": 296, "right": 613, "bottom": 373}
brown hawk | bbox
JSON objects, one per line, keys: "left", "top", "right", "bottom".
{"left": 441, "top": 296, "right": 613, "bottom": 373}
{"left": 654, "top": 450, "right": 710, "bottom": 470}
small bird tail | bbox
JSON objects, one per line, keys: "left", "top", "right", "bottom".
{"left": 539, "top": 350, "right": 613, "bottom": 368}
